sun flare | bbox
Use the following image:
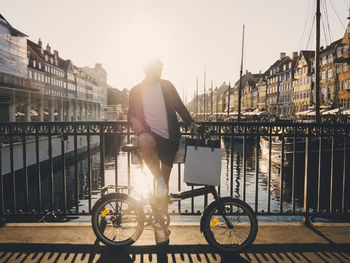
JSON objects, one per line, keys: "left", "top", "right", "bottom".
{"left": 133, "top": 165, "right": 155, "bottom": 199}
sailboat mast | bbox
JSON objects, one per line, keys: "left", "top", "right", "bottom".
{"left": 315, "top": 0, "right": 321, "bottom": 123}
{"left": 227, "top": 83, "right": 231, "bottom": 116}
{"left": 238, "top": 25, "right": 245, "bottom": 121}
{"left": 204, "top": 66, "right": 206, "bottom": 119}
{"left": 196, "top": 76, "right": 198, "bottom": 121}
{"left": 216, "top": 86, "right": 218, "bottom": 120}
{"left": 211, "top": 81, "right": 213, "bottom": 114}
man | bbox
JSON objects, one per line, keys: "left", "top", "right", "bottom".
{"left": 127, "top": 58, "right": 198, "bottom": 245}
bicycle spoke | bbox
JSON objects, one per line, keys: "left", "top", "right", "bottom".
{"left": 204, "top": 198, "right": 257, "bottom": 252}
{"left": 92, "top": 194, "right": 143, "bottom": 247}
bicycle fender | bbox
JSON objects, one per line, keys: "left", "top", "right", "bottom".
{"left": 200, "top": 197, "right": 236, "bottom": 233}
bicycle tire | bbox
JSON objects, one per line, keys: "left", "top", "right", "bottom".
{"left": 91, "top": 193, "right": 144, "bottom": 247}
{"left": 201, "top": 197, "right": 258, "bottom": 253}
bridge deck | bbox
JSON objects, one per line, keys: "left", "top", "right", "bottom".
{"left": 0, "top": 222, "right": 349, "bottom": 263}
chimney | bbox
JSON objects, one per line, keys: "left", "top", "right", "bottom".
{"left": 292, "top": 51, "right": 298, "bottom": 59}
{"left": 280, "top": 52, "right": 286, "bottom": 59}
{"left": 54, "top": 50, "right": 59, "bottom": 58}
{"left": 46, "top": 43, "right": 51, "bottom": 54}
{"left": 38, "top": 38, "right": 42, "bottom": 47}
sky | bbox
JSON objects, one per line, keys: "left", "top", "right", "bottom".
{"left": 2, "top": 0, "right": 349, "bottom": 101}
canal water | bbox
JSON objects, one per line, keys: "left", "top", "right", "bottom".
{"left": 86, "top": 136, "right": 306, "bottom": 217}
{"left": 3, "top": 135, "right": 348, "bottom": 220}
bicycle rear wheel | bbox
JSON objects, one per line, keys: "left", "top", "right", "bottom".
{"left": 91, "top": 193, "right": 144, "bottom": 247}
{"left": 201, "top": 197, "right": 257, "bottom": 253}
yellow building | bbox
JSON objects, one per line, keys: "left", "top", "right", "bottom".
{"left": 257, "top": 77, "right": 267, "bottom": 110}
{"left": 336, "top": 22, "right": 350, "bottom": 108}
{"left": 293, "top": 50, "right": 314, "bottom": 113}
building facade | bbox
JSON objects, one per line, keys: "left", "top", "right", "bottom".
{"left": 292, "top": 50, "right": 314, "bottom": 113}
{"left": 256, "top": 76, "right": 267, "bottom": 110}
{"left": 319, "top": 40, "right": 342, "bottom": 107}
{"left": 335, "top": 22, "right": 350, "bottom": 108}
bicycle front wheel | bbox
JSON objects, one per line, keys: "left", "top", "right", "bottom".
{"left": 91, "top": 193, "right": 144, "bottom": 247}
{"left": 202, "top": 197, "right": 258, "bottom": 253}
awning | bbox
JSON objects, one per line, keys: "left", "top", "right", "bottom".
{"left": 296, "top": 110, "right": 312, "bottom": 116}
{"left": 321, "top": 107, "right": 345, "bottom": 115}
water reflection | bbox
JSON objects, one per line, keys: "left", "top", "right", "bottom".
{"left": 4, "top": 136, "right": 304, "bottom": 214}
{"left": 100, "top": 136, "right": 304, "bottom": 214}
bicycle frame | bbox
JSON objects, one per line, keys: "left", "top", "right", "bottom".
{"left": 124, "top": 147, "right": 235, "bottom": 231}
{"left": 172, "top": 185, "right": 219, "bottom": 201}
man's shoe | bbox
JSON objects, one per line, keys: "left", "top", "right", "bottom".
{"left": 154, "top": 223, "right": 170, "bottom": 246}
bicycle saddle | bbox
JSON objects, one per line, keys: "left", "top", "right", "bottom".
{"left": 121, "top": 144, "right": 139, "bottom": 152}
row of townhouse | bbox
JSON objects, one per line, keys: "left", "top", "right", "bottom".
{"left": 0, "top": 14, "right": 109, "bottom": 122}
{"left": 216, "top": 22, "right": 350, "bottom": 117}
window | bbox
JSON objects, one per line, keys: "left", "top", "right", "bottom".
{"left": 344, "top": 45, "right": 348, "bottom": 53}
{"left": 322, "top": 71, "right": 326, "bottom": 80}
{"left": 343, "top": 79, "right": 350, "bottom": 90}
{"left": 337, "top": 64, "right": 341, "bottom": 74}
{"left": 327, "top": 69, "right": 333, "bottom": 79}
{"left": 328, "top": 54, "right": 333, "bottom": 63}
{"left": 337, "top": 47, "right": 342, "bottom": 58}
{"left": 29, "top": 71, "right": 32, "bottom": 79}
{"left": 343, "top": 63, "right": 348, "bottom": 72}
{"left": 45, "top": 55, "right": 48, "bottom": 61}
{"left": 38, "top": 62, "right": 41, "bottom": 70}
{"left": 33, "top": 60, "right": 36, "bottom": 68}
{"left": 322, "top": 56, "right": 327, "bottom": 65}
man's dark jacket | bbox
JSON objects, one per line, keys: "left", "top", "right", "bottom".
{"left": 127, "top": 79, "right": 194, "bottom": 141}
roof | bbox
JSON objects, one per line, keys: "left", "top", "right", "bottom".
{"left": 319, "top": 39, "right": 342, "bottom": 54}
{"left": 0, "top": 13, "right": 28, "bottom": 37}
{"left": 299, "top": 50, "right": 314, "bottom": 62}
{"left": 27, "top": 39, "right": 70, "bottom": 70}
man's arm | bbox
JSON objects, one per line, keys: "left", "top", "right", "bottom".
{"left": 166, "top": 81, "right": 199, "bottom": 132}
{"left": 127, "top": 87, "right": 145, "bottom": 134}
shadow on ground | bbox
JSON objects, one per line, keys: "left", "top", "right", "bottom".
{"left": 0, "top": 242, "right": 350, "bottom": 263}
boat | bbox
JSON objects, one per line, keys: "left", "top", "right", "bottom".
{"left": 259, "top": 136, "right": 293, "bottom": 166}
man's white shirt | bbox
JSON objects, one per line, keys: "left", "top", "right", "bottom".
{"left": 141, "top": 82, "right": 170, "bottom": 139}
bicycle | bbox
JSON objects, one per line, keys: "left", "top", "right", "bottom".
{"left": 91, "top": 136, "right": 258, "bottom": 253}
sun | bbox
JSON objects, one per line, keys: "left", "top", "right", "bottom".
{"left": 115, "top": 17, "right": 172, "bottom": 80}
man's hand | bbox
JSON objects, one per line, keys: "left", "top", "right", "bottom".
{"left": 130, "top": 118, "right": 145, "bottom": 134}
{"left": 189, "top": 121, "right": 200, "bottom": 135}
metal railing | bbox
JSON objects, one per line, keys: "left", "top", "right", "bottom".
{"left": 0, "top": 121, "right": 349, "bottom": 220}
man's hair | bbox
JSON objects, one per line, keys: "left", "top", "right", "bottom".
{"left": 142, "top": 57, "right": 163, "bottom": 72}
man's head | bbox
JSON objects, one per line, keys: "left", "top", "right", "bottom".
{"left": 142, "top": 57, "right": 163, "bottom": 81}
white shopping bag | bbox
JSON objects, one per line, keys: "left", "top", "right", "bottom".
{"left": 184, "top": 145, "right": 222, "bottom": 186}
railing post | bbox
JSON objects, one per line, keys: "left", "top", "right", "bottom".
{"left": 114, "top": 123, "right": 119, "bottom": 187}
{"left": 303, "top": 127, "right": 312, "bottom": 225}
{"left": 0, "top": 142, "right": 3, "bottom": 216}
